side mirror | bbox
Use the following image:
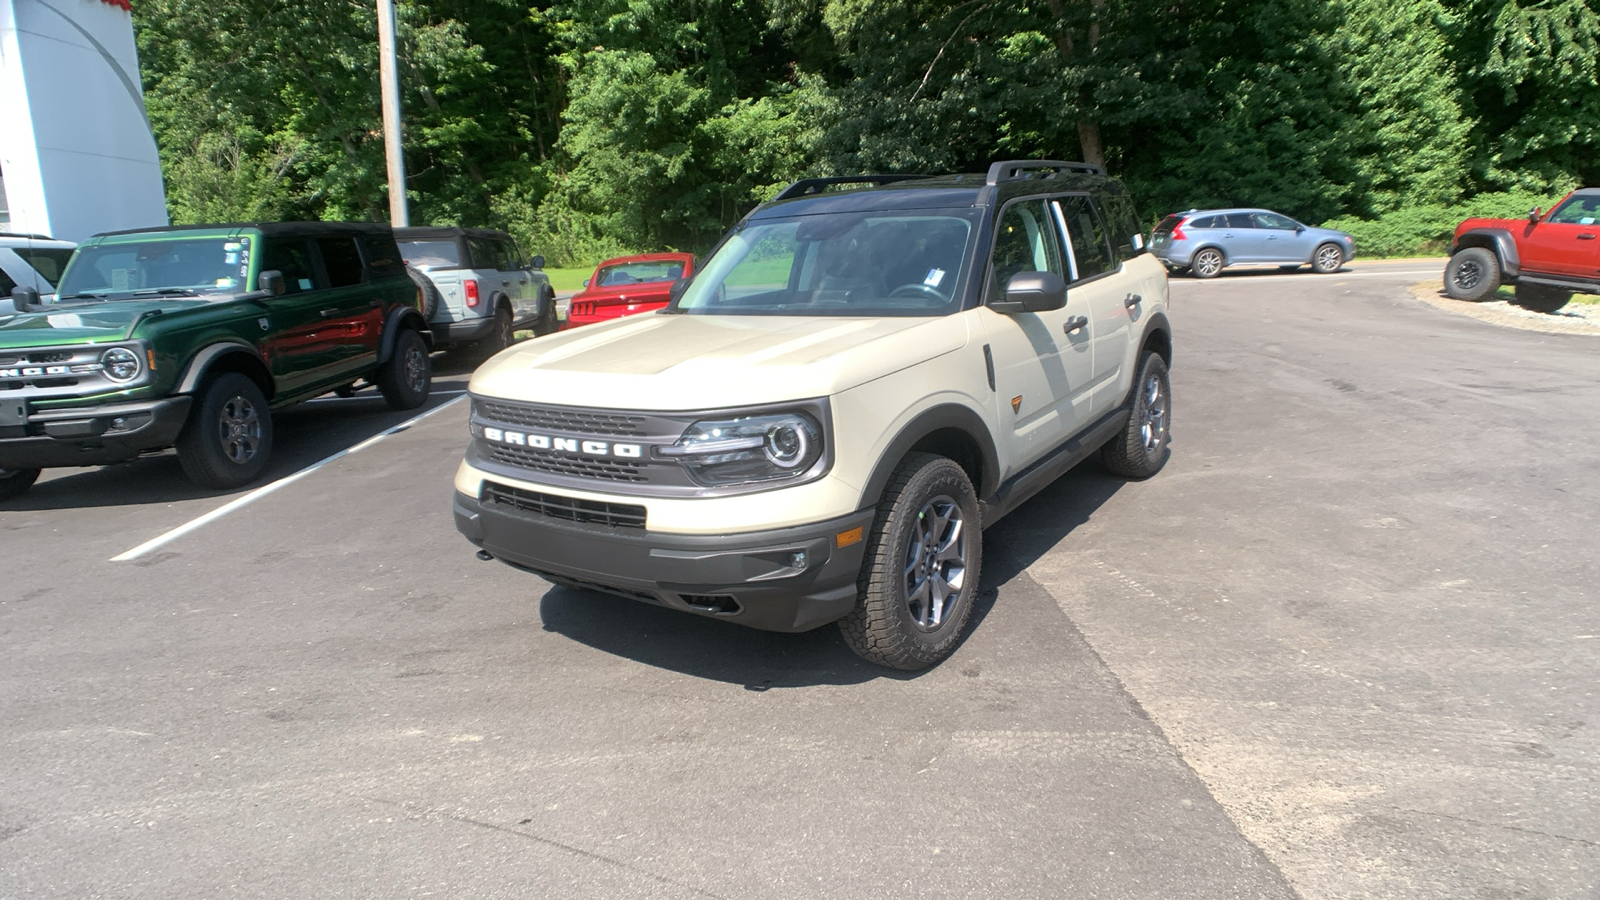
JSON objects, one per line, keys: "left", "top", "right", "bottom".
{"left": 258, "top": 270, "right": 287, "bottom": 297}
{"left": 668, "top": 277, "right": 690, "bottom": 304}
{"left": 10, "top": 285, "right": 42, "bottom": 312}
{"left": 1295, "top": 224, "right": 1306, "bottom": 233}
{"left": 582, "top": 277, "right": 590, "bottom": 287}
{"left": 990, "top": 271, "right": 1067, "bottom": 315}
{"left": 1529, "top": 207, "right": 1542, "bottom": 223}
{"left": 530, "top": 254, "right": 545, "bottom": 270}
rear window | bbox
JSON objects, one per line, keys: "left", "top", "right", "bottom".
{"left": 1153, "top": 215, "right": 1183, "bottom": 235}
{"left": 398, "top": 240, "right": 461, "bottom": 268}
{"left": 14, "top": 247, "right": 74, "bottom": 287}
{"left": 595, "top": 260, "right": 688, "bottom": 287}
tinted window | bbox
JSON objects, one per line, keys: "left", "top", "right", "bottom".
{"left": 0, "top": 265, "right": 15, "bottom": 295}
{"left": 1054, "top": 196, "right": 1113, "bottom": 281}
{"left": 14, "top": 248, "right": 74, "bottom": 286}
{"left": 1225, "top": 213, "right": 1256, "bottom": 229}
{"left": 989, "top": 200, "right": 1064, "bottom": 302}
{"left": 1548, "top": 195, "right": 1600, "bottom": 224}
{"left": 1190, "top": 216, "right": 1218, "bottom": 229}
{"left": 398, "top": 239, "right": 461, "bottom": 267}
{"left": 467, "top": 237, "right": 499, "bottom": 269}
{"left": 494, "top": 240, "right": 522, "bottom": 271}
{"left": 1098, "top": 193, "right": 1146, "bottom": 261}
{"left": 359, "top": 236, "right": 405, "bottom": 277}
{"left": 318, "top": 237, "right": 365, "bottom": 288}
{"left": 261, "top": 238, "right": 316, "bottom": 294}
{"left": 1253, "top": 212, "right": 1298, "bottom": 230}
{"left": 1153, "top": 215, "right": 1182, "bottom": 235}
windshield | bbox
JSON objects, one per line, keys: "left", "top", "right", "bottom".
{"left": 398, "top": 240, "right": 461, "bottom": 268}
{"left": 56, "top": 237, "right": 253, "bottom": 300}
{"left": 674, "top": 211, "right": 977, "bottom": 317}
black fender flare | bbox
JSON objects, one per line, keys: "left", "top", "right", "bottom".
{"left": 1452, "top": 228, "right": 1521, "bottom": 279}
{"left": 175, "top": 341, "right": 274, "bottom": 399}
{"left": 1137, "top": 311, "right": 1173, "bottom": 368}
{"left": 858, "top": 403, "right": 1001, "bottom": 510}
{"left": 378, "top": 307, "right": 434, "bottom": 362}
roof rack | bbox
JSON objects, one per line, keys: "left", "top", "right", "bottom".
{"left": 0, "top": 232, "right": 59, "bottom": 241}
{"left": 771, "top": 175, "right": 933, "bottom": 202}
{"left": 985, "top": 160, "right": 1104, "bottom": 185}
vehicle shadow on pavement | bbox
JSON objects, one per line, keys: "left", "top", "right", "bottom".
{"left": 536, "top": 460, "right": 1125, "bottom": 687}
{"left": 3, "top": 372, "right": 470, "bottom": 511}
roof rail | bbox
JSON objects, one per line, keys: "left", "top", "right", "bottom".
{"left": 985, "top": 160, "right": 1104, "bottom": 185}
{"left": 0, "top": 231, "right": 59, "bottom": 241}
{"left": 771, "top": 175, "right": 932, "bottom": 202}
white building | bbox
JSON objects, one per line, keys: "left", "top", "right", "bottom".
{"left": 0, "top": 0, "right": 167, "bottom": 241}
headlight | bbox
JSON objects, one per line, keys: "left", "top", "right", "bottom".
{"left": 101, "top": 347, "right": 142, "bottom": 383}
{"left": 660, "top": 412, "right": 824, "bottom": 486}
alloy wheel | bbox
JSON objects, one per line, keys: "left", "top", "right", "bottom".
{"left": 217, "top": 394, "right": 262, "bottom": 464}
{"left": 403, "top": 344, "right": 428, "bottom": 394}
{"left": 1194, "top": 250, "right": 1222, "bottom": 277}
{"left": 1317, "top": 245, "right": 1343, "bottom": 271}
{"left": 903, "top": 496, "right": 968, "bottom": 631}
{"left": 1453, "top": 261, "right": 1483, "bottom": 291}
{"left": 1140, "top": 372, "right": 1169, "bottom": 452}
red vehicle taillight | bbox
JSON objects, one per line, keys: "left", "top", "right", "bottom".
{"left": 464, "top": 279, "right": 480, "bottom": 308}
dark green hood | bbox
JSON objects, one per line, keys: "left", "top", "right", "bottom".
{"left": 0, "top": 299, "right": 213, "bottom": 349}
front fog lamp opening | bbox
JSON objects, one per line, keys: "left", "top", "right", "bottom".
{"left": 101, "top": 347, "right": 142, "bottom": 383}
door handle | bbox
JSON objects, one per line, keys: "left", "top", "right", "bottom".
{"left": 319, "top": 308, "right": 342, "bottom": 318}
{"left": 1064, "top": 315, "right": 1088, "bottom": 334}
{"left": 1124, "top": 293, "right": 1142, "bottom": 309}
{"left": 1579, "top": 234, "right": 1596, "bottom": 240}
{"left": 502, "top": 280, "right": 512, "bottom": 286}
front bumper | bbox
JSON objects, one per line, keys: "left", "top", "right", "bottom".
{"left": 0, "top": 395, "right": 193, "bottom": 468}
{"left": 454, "top": 488, "right": 874, "bottom": 633}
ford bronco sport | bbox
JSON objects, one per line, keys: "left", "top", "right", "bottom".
{"left": 0, "top": 222, "right": 431, "bottom": 501}
{"left": 453, "top": 161, "right": 1174, "bottom": 670}
{"left": 1445, "top": 188, "right": 1600, "bottom": 312}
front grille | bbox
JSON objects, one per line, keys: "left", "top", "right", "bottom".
{"left": 482, "top": 481, "right": 647, "bottom": 529}
{"left": 485, "top": 443, "right": 648, "bottom": 483}
{"left": 475, "top": 399, "right": 647, "bottom": 437}
{"left": 0, "top": 351, "right": 72, "bottom": 366}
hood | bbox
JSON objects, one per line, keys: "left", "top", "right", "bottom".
{"left": 1456, "top": 216, "right": 1529, "bottom": 236}
{"left": 471, "top": 312, "right": 971, "bottom": 410}
{"left": 0, "top": 299, "right": 213, "bottom": 349}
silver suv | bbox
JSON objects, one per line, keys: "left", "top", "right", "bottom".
{"left": 1152, "top": 208, "right": 1355, "bottom": 278}
{"left": 396, "top": 227, "right": 556, "bottom": 355}
{"left": 0, "top": 232, "right": 76, "bottom": 304}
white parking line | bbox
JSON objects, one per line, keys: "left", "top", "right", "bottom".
{"left": 304, "top": 389, "right": 467, "bottom": 406}
{"left": 110, "top": 395, "right": 467, "bottom": 562}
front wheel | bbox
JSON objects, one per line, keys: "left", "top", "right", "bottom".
{"left": 377, "top": 328, "right": 431, "bottom": 411}
{"left": 1443, "top": 247, "right": 1501, "bottom": 301}
{"left": 1511, "top": 283, "right": 1572, "bottom": 313}
{"left": 1191, "top": 247, "right": 1224, "bottom": 279}
{"left": 1102, "top": 352, "right": 1172, "bottom": 479}
{"left": 177, "top": 372, "right": 274, "bottom": 489}
{"left": 533, "top": 291, "right": 559, "bottom": 336}
{"left": 839, "top": 453, "right": 981, "bottom": 671}
{"left": 1312, "top": 242, "right": 1345, "bottom": 274}
{"left": 0, "top": 467, "right": 41, "bottom": 502}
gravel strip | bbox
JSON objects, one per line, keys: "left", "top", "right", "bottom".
{"left": 1408, "top": 282, "right": 1600, "bottom": 336}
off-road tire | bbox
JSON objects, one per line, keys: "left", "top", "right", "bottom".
{"left": 475, "top": 305, "right": 515, "bottom": 358}
{"left": 1102, "top": 352, "right": 1172, "bottom": 479}
{"left": 839, "top": 452, "right": 981, "bottom": 671}
{"left": 1511, "top": 283, "right": 1572, "bottom": 313}
{"left": 177, "top": 372, "right": 273, "bottom": 489}
{"left": 0, "top": 467, "right": 41, "bottom": 502}
{"left": 1443, "top": 247, "right": 1501, "bottom": 301}
{"left": 377, "top": 328, "right": 431, "bottom": 411}
{"left": 406, "top": 264, "right": 441, "bottom": 320}
{"left": 533, "top": 290, "right": 559, "bottom": 337}
{"left": 1191, "top": 247, "right": 1224, "bottom": 279}
{"left": 1312, "top": 242, "right": 1345, "bottom": 274}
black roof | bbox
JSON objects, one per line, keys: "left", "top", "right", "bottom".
{"left": 394, "top": 226, "right": 513, "bottom": 241}
{"left": 751, "top": 160, "right": 1125, "bottom": 220}
{"left": 95, "top": 221, "right": 397, "bottom": 239}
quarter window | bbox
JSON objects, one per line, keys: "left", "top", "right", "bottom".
{"left": 1053, "top": 196, "right": 1113, "bottom": 282}
{"left": 318, "top": 237, "right": 365, "bottom": 288}
{"left": 989, "top": 200, "right": 1064, "bottom": 303}
{"left": 14, "top": 248, "right": 74, "bottom": 287}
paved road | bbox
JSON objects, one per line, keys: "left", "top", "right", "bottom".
{"left": 2, "top": 260, "right": 1596, "bottom": 899}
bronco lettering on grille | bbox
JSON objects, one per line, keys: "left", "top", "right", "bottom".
{"left": 482, "top": 426, "right": 643, "bottom": 459}
{"left": 0, "top": 366, "right": 71, "bottom": 379}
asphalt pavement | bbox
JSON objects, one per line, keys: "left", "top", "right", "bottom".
{"left": 2, "top": 259, "right": 1596, "bottom": 899}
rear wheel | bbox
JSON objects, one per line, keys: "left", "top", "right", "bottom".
{"left": 839, "top": 453, "right": 981, "bottom": 671}
{"left": 1443, "top": 247, "right": 1501, "bottom": 301}
{"left": 0, "top": 467, "right": 41, "bottom": 502}
{"left": 1191, "top": 247, "right": 1224, "bottom": 279}
{"left": 1511, "top": 283, "right": 1572, "bottom": 313}
{"left": 1312, "top": 242, "right": 1345, "bottom": 274}
{"left": 377, "top": 328, "right": 431, "bottom": 410}
{"left": 475, "top": 305, "right": 515, "bottom": 358}
{"left": 533, "top": 290, "right": 559, "bottom": 336}
{"left": 1102, "top": 352, "right": 1172, "bottom": 479}
{"left": 177, "top": 372, "right": 273, "bottom": 489}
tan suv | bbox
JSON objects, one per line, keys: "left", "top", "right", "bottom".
{"left": 452, "top": 161, "right": 1174, "bottom": 669}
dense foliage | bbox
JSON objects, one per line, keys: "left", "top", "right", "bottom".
{"left": 133, "top": 0, "right": 1600, "bottom": 262}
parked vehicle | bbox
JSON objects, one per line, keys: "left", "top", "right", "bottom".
{"left": 453, "top": 161, "right": 1173, "bottom": 670}
{"left": 0, "top": 232, "right": 76, "bottom": 303}
{"left": 395, "top": 226, "right": 556, "bottom": 354}
{"left": 565, "top": 252, "right": 696, "bottom": 329}
{"left": 0, "top": 222, "right": 431, "bottom": 501}
{"left": 1444, "top": 188, "right": 1600, "bottom": 312}
{"left": 1152, "top": 208, "right": 1355, "bottom": 278}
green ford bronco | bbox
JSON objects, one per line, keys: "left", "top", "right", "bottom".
{"left": 0, "top": 222, "right": 432, "bottom": 501}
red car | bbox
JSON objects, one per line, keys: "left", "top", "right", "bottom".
{"left": 1445, "top": 188, "right": 1600, "bottom": 312}
{"left": 564, "top": 252, "right": 696, "bottom": 328}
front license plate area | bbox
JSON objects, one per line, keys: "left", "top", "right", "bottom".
{"left": 0, "top": 397, "right": 27, "bottom": 428}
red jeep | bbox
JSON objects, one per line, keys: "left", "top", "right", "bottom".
{"left": 1445, "top": 188, "right": 1600, "bottom": 312}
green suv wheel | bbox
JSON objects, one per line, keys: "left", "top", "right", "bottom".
{"left": 177, "top": 372, "right": 274, "bottom": 489}
{"left": 378, "top": 328, "right": 432, "bottom": 410}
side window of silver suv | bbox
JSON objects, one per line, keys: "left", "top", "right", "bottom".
{"left": 988, "top": 199, "right": 1064, "bottom": 303}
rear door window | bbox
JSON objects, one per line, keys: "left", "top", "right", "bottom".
{"left": 1225, "top": 213, "right": 1256, "bottom": 229}
{"left": 467, "top": 237, "right": 499, "bottom": 270}
{"left": 1053, "top": 196, "right": 1113, "bottom": 282}
{"left": 317, "top": 237, "right": 365, "bottom": 288}
{"left": 14, "top": 248, "right": 74, "bottom": 287}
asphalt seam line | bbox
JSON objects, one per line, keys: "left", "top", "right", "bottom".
{"left": 110, "top": 395, "right": 467, "bottom": 562}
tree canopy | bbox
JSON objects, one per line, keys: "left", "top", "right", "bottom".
{"left": 133, "top": 0, "right": 1600, "bottom": 263}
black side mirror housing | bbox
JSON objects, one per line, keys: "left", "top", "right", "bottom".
{"left": 991, "top": 271, "right": 1067, "bottom": 314}
{"left": 258, "top": 270, "right": 287, "bottom": 297}
{"left": 530, "top": 254, "right": 545, "bottom": 270}
{"left": 10, "top": 285, "right": 42, "bottom": 312}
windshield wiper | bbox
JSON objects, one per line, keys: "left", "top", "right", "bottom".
{"left": 56, "top": 292, "right": 110, "bottom": 301}
{"left": 131, "top": 288, "right": 201, "bottom": 297}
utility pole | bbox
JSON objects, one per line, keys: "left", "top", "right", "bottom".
{"left": 376, "top": 0, "right": 408, "bottom": 226}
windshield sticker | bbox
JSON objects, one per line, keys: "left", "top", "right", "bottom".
{"left": 215, "top": 277, "right": 236, "bottom": 288}
{"left": 924, "top": 268, "right": 946, "bottom": 288}
{"left": 111, "top": 269, "right": 133, "bottom": 291}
